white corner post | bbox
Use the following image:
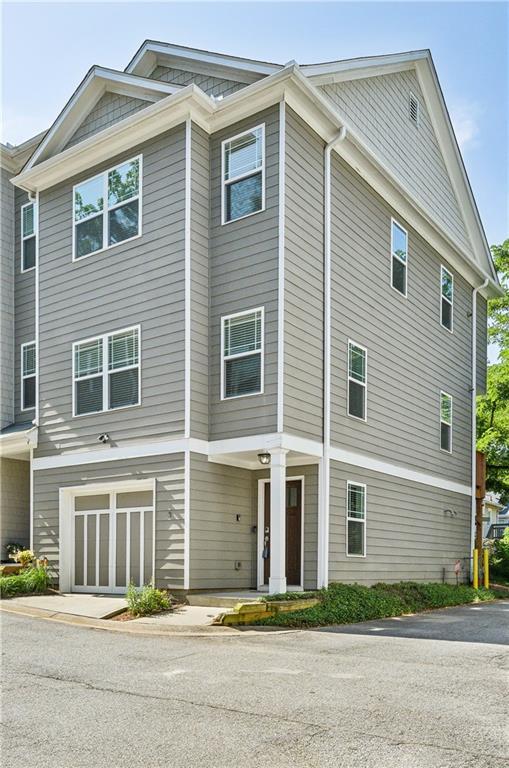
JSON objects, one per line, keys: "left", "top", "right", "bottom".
{"left": 269, "top": 447, "right": 288, "bottom": 594}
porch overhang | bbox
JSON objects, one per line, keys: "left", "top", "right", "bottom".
{"left": 0, "top": 423, "right": 38, "bottom": 460}
{"left": 207, "top": 433, "right": 322, "bottom": 470}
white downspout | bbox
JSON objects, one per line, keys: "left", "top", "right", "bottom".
{"left": 318, "top": 126, "right": 346, "bottom": 588}
{"left": 470, "top": 277, "right": 489, "bottom": 577}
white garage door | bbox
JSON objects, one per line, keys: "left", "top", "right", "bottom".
{"left": 72, "top": 490, "right": 154, "bottom": 594}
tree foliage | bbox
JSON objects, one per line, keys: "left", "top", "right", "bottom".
{"left": 477, "top": 239, "right": 509, "bottom": 503}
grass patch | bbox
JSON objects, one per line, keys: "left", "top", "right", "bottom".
{"left": 0, "top": 566, "right": 51, "bottom": 598}
{"left": 255, "top": 581, "right": 498, "bottom": 627}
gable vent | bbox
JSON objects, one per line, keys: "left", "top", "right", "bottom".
{"left": 409, "top": 93, "right": 420, "bottom": 125}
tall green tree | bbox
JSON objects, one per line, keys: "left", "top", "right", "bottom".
{"left": 477, "top": 239, "right": 509, "bottom": 503}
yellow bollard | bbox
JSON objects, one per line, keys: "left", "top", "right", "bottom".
{"left": 473, "top": 549, "right": 479, "bottom": 590}
{"left": 483, "top": 548, "right": 489, "bottom": 589}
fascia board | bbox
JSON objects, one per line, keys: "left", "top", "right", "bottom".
{"left": 302, "top": 50, "right": 429, "bottom": 82}
{"left": 12, "top": 86, "right": 214, "bottom": 192}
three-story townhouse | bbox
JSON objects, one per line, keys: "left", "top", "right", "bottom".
{"left": 0, "top": 41, "right": 501, "bottom": 595}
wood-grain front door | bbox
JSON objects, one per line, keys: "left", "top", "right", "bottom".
{"left": 263, "top": 479, "right": 302, "bottom": 586}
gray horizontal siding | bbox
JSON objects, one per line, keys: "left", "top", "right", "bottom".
{"left": 0, "top": 167, "right": 15, "bottom": 428}
{"left": 190, "top": 123, "right": 209, "bottom": 439}
{"left": 253, "top": 463, "right": 319, "bottom": 590}
{"left": 284, "top": 108, "right": 324, "bottom": 441}
{"left": 36, "top": 126, "right": 186, "bottom": 457}
{"left": 329, "top": 460, "right": 471, "bottom": 585}
{"left": 33, "top": 453, "right": 185, "bottom": 589}
{"left": 14, "top": 187, "right": 35, "bottom": 424}
{"left": 330, "top": 155, "right": 472, "bottom": 485}
{"left": 209, "top": 106, "right": 280, "bottom": 440}
{"left": 0, "top": 458, "right": 30, "bottom": 558}
{"left": 64, "top": 92, "right": 150, "bottom": 150}
{"left": 320, "top": 70, "right": 472, "bottom": 255}
{"left": 151, "top": 65, "right": 246, "bottom": 97}
{"left": 189, "top": 453, "right": 255, "bottom": 589}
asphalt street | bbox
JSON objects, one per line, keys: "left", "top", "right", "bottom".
{"left": 2, "top": 601, "right": 508, "bottom": 768}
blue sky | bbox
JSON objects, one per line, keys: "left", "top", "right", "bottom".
{"left": 1, "top": 1, "right": 507, "bottom": 248}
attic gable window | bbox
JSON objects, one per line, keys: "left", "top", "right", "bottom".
{"left": 222, "top": 125, "right": 265, "bottom": 224}
{"left": 409, "top": 93, "right": 420, "bottom": 126}
{"left": 73, "top": 156, "right": 141, "bottom": 260}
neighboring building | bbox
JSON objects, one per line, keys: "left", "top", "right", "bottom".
{"left": 482, "top": 493, "right": 504, "bottom": 538}
{"left": 0, "top": 42, "right": 502, "bottom": 592}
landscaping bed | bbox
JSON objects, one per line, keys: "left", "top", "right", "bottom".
{"left": 0, "top": 566, "right": 51, "bottom": 599}
{"left": 254, "top": 581, "right": 500, "bottom": 627}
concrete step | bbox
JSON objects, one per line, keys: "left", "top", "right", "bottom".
{"left": 187, "top": 592, "right": 264, "bottom": 609}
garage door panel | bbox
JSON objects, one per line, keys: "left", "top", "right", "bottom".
{"left": 129, "top": 511, "right": 140, "bottom": 585}
{"left": 98, "top": 514, "right": 109, "bottom": 587}
{"left": 74, "top": 516, "right": 84, "bottom": 586}
{"left": 87, "top": 515, "right": 97, "bottom": 586}
{"left": 116, "top": 512, "right": 127, "bottom": 588}
{"left": 144, "top": 510, "right": 153, "bottom": 584}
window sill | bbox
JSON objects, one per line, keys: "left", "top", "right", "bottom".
{"left": 72, "top": 231, "right": 142, "bottom": 264}
{"left": 72, "top": 402, "right": 141, "bottom": 419}
{"left": 220, "top": 389, "right": 264, "bottom": 402}
{"left": 221, "top": 206, "right": 266, "bottom": 226}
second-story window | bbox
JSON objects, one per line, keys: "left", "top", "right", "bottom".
{"left": 440, "top": 391, "right": 453, "bottom": 453}
{"left": 21, "top": 202, "right": 37, "bottom": 271}
{"left": 440, "top": 266, "right": 454, "bottom": 332}
{"left": 391, "top": 219, "right": 408, "bottom": 296}
{"left": 73, "top": 327, "right": 140, "bottom": 416}
{"left": 222, "top": 125, "right": 264, "bottom": 224}
{"left": 222, "top": 308, "right": 263, "bottom": 399}
{"left": 21, "top": 341, "right": 36, "bottom": 410}
{"left": 73, "top": 156, "right": 141, "bottom": 260}
{"left": 347, "top": 341, "right": 367, "bottom": 421}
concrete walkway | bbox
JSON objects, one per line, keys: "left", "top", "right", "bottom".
{"left": 2, "top": 593, "right": 127, "bottom": 619}
{"left": 131, "top": 605, "right": 230, "bottom": 627}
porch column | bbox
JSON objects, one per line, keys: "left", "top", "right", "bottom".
{"left": 269, "top": 448, "right": 288, "bottom": 594}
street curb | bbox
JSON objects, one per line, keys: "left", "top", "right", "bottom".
{"left": 0, "top": 602, "right": 291, "bottom": 638}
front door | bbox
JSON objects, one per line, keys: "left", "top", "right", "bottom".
{"left": 263, "top": 479, "right": 302, "bottom": 586}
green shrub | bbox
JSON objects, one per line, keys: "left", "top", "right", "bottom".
{"left": 0, "top": 565, "right": 50, "bottom": 598}
{"left": 255, "top": 581, "right": 497, "bottom": 628}
{"left": 126, "top": 582, "right": 171, "bottom": 617}
{"left": 490, "top": 529, "right": 509, "bottom": 582}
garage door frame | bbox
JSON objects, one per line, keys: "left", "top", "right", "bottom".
{"left": 59, "top": 479, "right": 155, "bottom": 593}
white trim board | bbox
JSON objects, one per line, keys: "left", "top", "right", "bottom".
{"left": 329, "top": 446, "right": 471, "bottom": 496}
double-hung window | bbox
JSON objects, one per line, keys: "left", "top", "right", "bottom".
{"left": 73, "top": 327, "right": 140, "bottom": 416}
{"left": 21, "top": 341, "right": 36, "bottom": 410}
{"left": 222, "top": 308, "right": 263, "bottom": 399}
{"left": 391, "top": 219, "right": 408, "bottom": 296}
{"left": 440, "top": 266, "right": 454, "bottom": 332}
{"left": 21, "top": 202, "right": 37, "bottom": 271}
{"left": 347, "top": 341, "right": 367, "bottom": 421}
{"left": 222, "top": 125, "right": 264, "bottom": 224}
{"left": 347, "top": 482, "right": 366, "bottom": 557}
{"left": 440, "top": 391, "right": 453, "bottom": 453}
{"left": 73, "top": 156, "right": 141, "bottom": 260}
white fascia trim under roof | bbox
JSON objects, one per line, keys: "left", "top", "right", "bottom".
{"left": 302, "top": 49, "right": 429, "bottom": 83}
{"left": 25, "top": 66, "right": 183, "bottom": 170}
{"left": 126, "top": 40, "right": 282, "bottom": 79}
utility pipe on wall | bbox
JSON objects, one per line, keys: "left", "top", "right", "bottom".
{"left": 470, "top": 277, "right": 488, "bottom": 578}
{"left": 318, "top": 126, "right": 346, "bottom": 589}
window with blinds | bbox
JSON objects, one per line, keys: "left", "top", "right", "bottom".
{"left": 73, "top": 156, "right": 141, "bottom": 260}
{"left": 440, "top": 266, "right": 454, "bottom": 332}
{"left": 222, "top": 308, "right": 263, "bottom": 399}
{"left": 21, "top": 341, "right": 36, "bottom": 410}
{"left": 440, "top": 391, "right": 453, "bottom": 453}
{"left": 347, "top": 482, "right": 366, "bottom": 557}
{"left": 347, "top": 341, "right": 367, "bottom": 421}
{"left": 222, "top": 125, "right": 264, "bottom": 223}
{"left": 391, "top": 219, "right": 408, "bottom": 296}
{"left": 21, "top": 202, "right": 37, "bottom": 271}
{"left": 73, "top": 327, "right": 140, "bottom": 416}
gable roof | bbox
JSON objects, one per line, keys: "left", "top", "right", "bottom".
{"left": 24, "top": 66, "right": 182, "bottom": 170}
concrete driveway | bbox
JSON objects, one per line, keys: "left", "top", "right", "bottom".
{"left": 2, "top": 601, "right": 508, "bottom": 768}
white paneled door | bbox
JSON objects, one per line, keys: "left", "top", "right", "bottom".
{"left": 71, "top": 490, "right": 154, "bottom": 594}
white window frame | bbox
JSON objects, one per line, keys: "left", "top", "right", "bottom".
{"left": 440, "top": 390, "right": 453, "bottom": 454}
{"left": 409, "top": 92, "right": 420, "bottom": 126}
{"left": 72, "top": 155, "right": 143, "bottom": 262}
{"left": 346, "top": 481, "right": 367, "bottom": 558}
{"left": 72, "top": 325, "right": 141, "bottom": 417}
{"left": 221, "top": 307, "right": 264, "bottom": 401}
{"left": 21, "top": 201, "right": 37, "bottom": 273}
{"left": 21, "top": 340, "right": 36, "bottom": 411}
{"left": 440, "top": 265, "right": 454, "bottom": 333}
{"left": 221, "top": 124, "right": 265, "bottom": 225}
{"left": 347, "top": 340, "right": 367, "bottom": 422}
{"left": 390, "top": 218, "right": 408, "bottom": 298}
